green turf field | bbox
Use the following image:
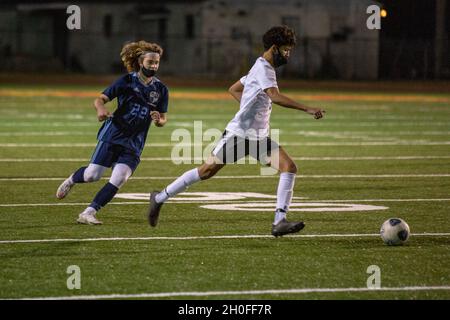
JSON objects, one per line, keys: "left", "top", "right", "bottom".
{"left": 0, "top": 84, "right": 449, "bottom": 300}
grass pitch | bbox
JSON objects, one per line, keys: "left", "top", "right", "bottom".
{"left": 0, "top": 83, "right": 449, "bottom": 300}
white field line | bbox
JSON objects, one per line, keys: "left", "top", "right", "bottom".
{"left": 0, "top": 232, "right": 449, "bottom": 245}
{"left": 1, "top": 198, "right": 450, "bottom": 208}
{"left": 0, "top": 131, "right": 167, "bottom": 137}
{"left": 293, "top": 131, "right": 393, "bottom": 141}
{"left": 171, "top": 113, "right": 450, "bottom": 120}
{"left": 0, "top": 143, "right": 96, "bottom": 147}
{"left": 1, "top": 174, "right": 450, "bottom": 182}
{"left": 294, "top": 130, "right": 450, "bottom": 136}
{"left": 168, "top": 115, "right": 450, "bottom": 120}
{"left": 0, "top": 132, "right": 91, "bottom": 136}
{"left": 1, "top": 141, "right": 450, "bottom": 147}
{"left": 0, "top": 201, "right": 278, "bottom": 207}
{"left": 0, "top": 123, "right": 95, "bottom": 127}
{"left": 291, "top": 156, "right": 450, "bottom": 160}
{"left": 1, "top": 130, "right": 450, "bottom": 137}
{"left": 17, "top": 113, "right": 88, "bottom": 120}
{"left": 11, "top": 113, "right": 444, "bottom": 120}
{"left": 10, "top": 286, "right": 450, "bottom": 300}
{"left": 1, "top": 113, "right": 448, "bottom": 120}
{"left": 282, "top": 141, "right": 450, "bottom": 146}
{"left": 1, "top": 156, "right": 450, "bottom": 162}
{"left": 2, "top": 122, "right": 450, "bottom": 128}
{"left": 299, "top": 198, "right": 450, "bottom": 202}
{"left": 0, "top": 202, "right": 148, "bottom": 207}
{"left": 278, "top": 122, "right": 450, "bottom": 126}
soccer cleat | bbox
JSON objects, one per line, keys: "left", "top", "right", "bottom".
{"left": 56, "top": 176, "right": 74, "bottom": 200}
{"left": 77, "top": 211, "right": 103, "bottom": 225}
{"left": 271, "top": 218, "right": 305, "bottom": 237}
{"left": 147, "top": 191, "right": 163, "bottom": 227}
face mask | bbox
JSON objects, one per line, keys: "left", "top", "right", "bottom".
{"left": 141, "top": 66, "right": 156, "bottom": 77}
{"left": 273, "top": 47, "right": 288, "bottom": 68}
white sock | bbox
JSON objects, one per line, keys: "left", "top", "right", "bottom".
{"left": 274, "top": 210, "right": 286, "bottom": 225}
{"left": 155, "top": 168, "right": 201, "bottom": 203}
{"left": 274, "top": 172, "right": 296, "bottom": 224}
{"left": 68, "top": 174, "right": 74, "bottom": 186}
{"left": 82, "top": 207, "right": 97, "bottom": 216}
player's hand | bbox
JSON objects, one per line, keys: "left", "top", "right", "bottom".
{"left": 306, "top": 108, "right": 325, "bottom": 119}
{"left": 97, "top": 108, "right": 112, "bottom": 122}
{"left": 150, "top": 111, "right": 161, "bottom": 123}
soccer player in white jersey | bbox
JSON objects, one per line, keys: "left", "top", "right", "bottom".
{"left": 147, "top": 26, "right": 325, "bottom": 236}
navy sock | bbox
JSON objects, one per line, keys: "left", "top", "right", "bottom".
{"left": 72, "top": 166, "right": 87, "bottom": 183}
{"left": 90, "top": 182, "right": 119, "bottom": 211}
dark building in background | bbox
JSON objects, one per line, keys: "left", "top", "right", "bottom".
{"left": 379, "top": 0, "right": 449, "bottom": 79}
{"left": 0, "top": 0, "right": 447, "bottom": 79}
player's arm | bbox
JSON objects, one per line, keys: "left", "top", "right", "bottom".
{"left": 151, "top": 111, "right": 167, "bottom": 127}
{"left": 93, "top": 94, "right": 112, "bottom": 122}
{"left": 228, "top": 80, "right": 244, "bottom": 103}
{"left": 265, "top": 87, "right": 325, "bottom": 119}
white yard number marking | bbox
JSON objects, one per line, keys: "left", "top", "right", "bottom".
{"left": 115, "top": 192, "right": 388, "bottom": 213}
{"left": 201, "top": 202, "right": 388, "bottom": 212}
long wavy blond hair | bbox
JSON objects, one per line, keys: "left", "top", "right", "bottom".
{"left": 120, "top": 41, "right": 163, "bottom": 72}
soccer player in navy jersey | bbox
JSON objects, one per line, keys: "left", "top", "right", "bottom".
{"left": 56, "top": 41, "right": 169, "bottom": 225}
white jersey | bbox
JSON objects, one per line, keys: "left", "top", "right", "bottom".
{"left": 225, "top": 57, "right": 277, "bottom": 140}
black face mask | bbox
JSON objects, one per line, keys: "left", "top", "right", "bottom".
{"left": 273, "top": 47, "right": 288, "bottom": 68}
{"left": 141, "top": 66, "right": 156, "bottom": 77}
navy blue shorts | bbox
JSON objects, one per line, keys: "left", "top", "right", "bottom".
{"left": 90, "top": 141, "right": 140, "bottom": 172}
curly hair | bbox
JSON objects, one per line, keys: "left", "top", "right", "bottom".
{"left": 120, "top": 41, "right": 163, "bottom": 72}
{"left": 262, "top": 25, "right": 297, "bottom": 50}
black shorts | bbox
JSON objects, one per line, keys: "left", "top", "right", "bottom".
{"left": 211, "top": 131, "right": 279, "bottom": 164}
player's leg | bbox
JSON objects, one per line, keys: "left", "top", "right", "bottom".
{"left": 266, "top": 145, "right": 304, "bottom": 237}
{"left": 77, "top": 163, "right": 133, "bottom": 225}
{"left": 147, "top": 157, "right": 225, "bottom": 227}
{"left": 155, "top": 130, "right": 238, "bottom": 204}
{"left": 156, "top": 157, "right": 225, "bottom": 203}
{"left": 56, "top": 164, "right": 108, "bottom": 199}
{"left": 270, "top": 146, "right": 297, "bottom": 220}
{"left": 76, "top": 143, "right": 127, "bottom": 225}
{"left": 147, "top": 131, "right": 239, "bottom": 227}
{"left": 56, "top": 141, "right": 111, "bottom": 199}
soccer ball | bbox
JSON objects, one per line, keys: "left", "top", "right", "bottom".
{"left": 380, "top": 218, "right": 410, "bottom": 246}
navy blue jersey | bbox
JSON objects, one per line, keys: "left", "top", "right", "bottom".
{"left": 97, "top": 72, "right": 168, "bottom": 155}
